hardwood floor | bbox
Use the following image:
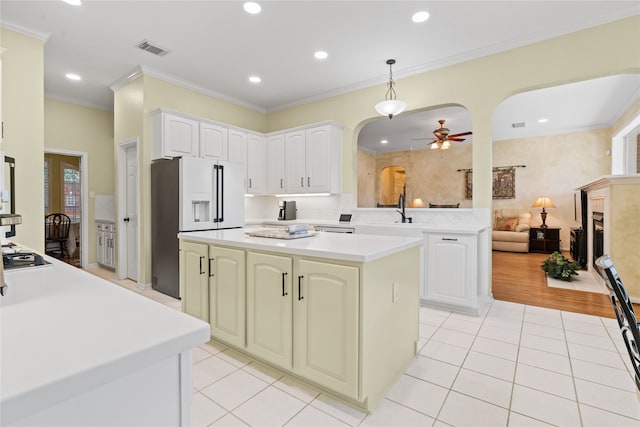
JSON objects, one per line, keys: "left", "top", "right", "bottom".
{"left": 492, "top": 250, "right": 622, "bottom": 318}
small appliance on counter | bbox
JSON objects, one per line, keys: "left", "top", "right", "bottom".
{"left": 3, "top": 252, "right": 50, "bottom": 271}
{"left": 277, "top": 200, "right": 296, "bottom": 220}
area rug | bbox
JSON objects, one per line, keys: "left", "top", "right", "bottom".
{"left": 546, "top": 270, "right": 609, "bottom": 295}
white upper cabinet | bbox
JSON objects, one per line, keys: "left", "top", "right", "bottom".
{"left": 284, "top": 130, "right": 306, "bottom": 193}
{"left": 247, "top": 134, "right": 266, "bottom": 194}
{"left": 152, "top": 111, "right": 199, "bottom": 160}
{"left": 228, "top": 129, "right": 248, "bottom": 164}
{"left": 281, "top": 123, "right": 342, "bottom": 194}
{"left": 200, "top": 122, "right": 227, "bottom": 160}
{"left": 266, "top": 134, "right": 285, "bottom": 193}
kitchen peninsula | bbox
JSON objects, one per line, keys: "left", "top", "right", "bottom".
{"left": 178, "top": 228, "right": 422, "bottom": 411}
{"left": 0, "top": 255, "right": 210, "bottom": 426}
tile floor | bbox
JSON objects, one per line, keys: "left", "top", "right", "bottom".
{"left": 86, "top": 266, "right": 640, "bottom": 427}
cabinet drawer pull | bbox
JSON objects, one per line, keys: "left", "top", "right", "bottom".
{"left": 280, "top": 178, "right": 283, "bottom": 188}
{"left": 300, "top": 177, "right": 304, "bottom": 187}
{"left": 307, "top": 177, "right": 310, "bottom": 187}
{"left": 442, "top": 238, "right": 458, "bottom": 241}
{"left": 298, "top": 275, "right": 304, "bottom": 300}
{"left": 248, "top": 178, "right": 252, "bottom": 189}
{"left": 282, "top": 272, "right": 288, "bottom": 296}
{"left": 199, "top": 256, "right": 205, "bottom": 275}
{"left": 209, "top": 258, "right": 215, "bottom": 277}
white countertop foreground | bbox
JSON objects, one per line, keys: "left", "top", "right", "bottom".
{"left": 0, "top": 257, "right": 210, "bottom": 425}
{"left": 179, "top": 228, "right": 423, "bottom": 262}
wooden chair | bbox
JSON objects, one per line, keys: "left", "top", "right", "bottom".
{"left": 45, "top": 213, "right": 71, "bottom": 258}
{"left": 595, "top": 255, "right": 640, "bottom": 391}
{"left": 428, "top": 203, "right": 460, "bottom": 208}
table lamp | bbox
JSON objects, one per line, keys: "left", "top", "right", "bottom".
{"left": 532, "top": 197, "right": 555, "bottom": 229}
{"left": 411, "top": 198, "right": 425, "bottom": 208}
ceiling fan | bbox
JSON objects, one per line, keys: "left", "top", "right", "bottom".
{"left": 414, "top": 119, "right": 472, "bottom": 150}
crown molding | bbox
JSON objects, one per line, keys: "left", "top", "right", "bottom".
{"left": 0, "top": 21, "right": 50, "bottom": 42}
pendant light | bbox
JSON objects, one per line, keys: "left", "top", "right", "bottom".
{"left": 375, "top": 59, "right": 407, "bottom": 119}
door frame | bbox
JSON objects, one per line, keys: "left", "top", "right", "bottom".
{"left": 116, "top": 138, "right": 140, "bottom": 283}
{"left": 43, "top": 148, "right": 89, "bottom": 268}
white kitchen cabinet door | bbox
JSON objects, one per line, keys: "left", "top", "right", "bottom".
{"left": 209, "top": 245, "right": 246, "bottom": 348}
{"left": 179, "top": 241, "right": 209, "bottom": 322}
{"left": 424, "top": 233, "right": 477, "bottom": 308}
{"left": 152, "top": 111, "right": 199, "bottom": 160}
{"left": 293, "top": 259, "right": 359, "bottom": 398}
{"left": 305, "top": 126, "right": 332, "bottom": 192}
{"left": 96, "top": 224, "right": 105, "bottom": 266}
{"left": 266, "top": 134, "right": 285, "bottom": 193}
{"left": 200, "top": 122, "right": 227, "bottom": 160}
{"left": 228, "top": 129, "right": 248, "bottom": 164}
{"left": 246, "top": 251, "right": 293, "bottom": 369}
{"left": 246, "top": 134, "right": 267, "bottom": 194}
{"left": 284, "top": 130, "right": 306, "bottom": 193}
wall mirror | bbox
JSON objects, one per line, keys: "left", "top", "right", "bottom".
{"left": 357, "top": 105, "right": 473, "bottom": 208}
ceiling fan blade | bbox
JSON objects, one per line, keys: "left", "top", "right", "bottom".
{"left": 447, "top": 131, "right": 472, "bottom": 138}
{"left": 447, "top": 137, "right": 466, "bottom": 142}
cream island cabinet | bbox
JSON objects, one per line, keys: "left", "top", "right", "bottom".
{"left": 178, "top": 229, "right": 422, "bottom": 411}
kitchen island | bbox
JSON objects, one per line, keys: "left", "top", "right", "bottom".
{"left": 0, "top": 254, "right": 210, "bottom": 426}
{"left": 178, "top": 228, "right": 422, "bottom": 411}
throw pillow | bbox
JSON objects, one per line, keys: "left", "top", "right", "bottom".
{"left": 495, "top": 216, "right": 518, "bottom": 231}
{"left": 515, "top": 224, "right": 530, "bottom": 233}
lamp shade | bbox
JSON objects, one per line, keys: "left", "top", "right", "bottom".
{"left": 411, "top": 198, "right": 426, "bottom": 208}
{"left": 532, "top": 197, "right": 556, "bottom": 208}
{"left": 375, "top": 99, "right": 407, "bottom": 119}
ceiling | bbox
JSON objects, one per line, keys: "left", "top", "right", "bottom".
{"left": 358, "top": 74, "right": 640, "bottom": 153}
{"left": 1, "top": 0, "right": 639, "bottom": 115}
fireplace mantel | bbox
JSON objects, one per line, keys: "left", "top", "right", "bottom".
{"left": 578, "top": 174, "right": 640, "bottom": 191}
{"left": 578, "top": 175, "right": 640, "bottom": 302}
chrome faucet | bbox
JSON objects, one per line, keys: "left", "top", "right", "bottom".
{"left": 396, "top": 184, "right": 412, "bottom": 223}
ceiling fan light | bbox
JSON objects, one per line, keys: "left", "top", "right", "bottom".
{"left": 441, "top": 140, "right": 451, "bottom": 150}
{"left": 375, "top": 99, "right": 407, "bottom": 119}
{"left": 430, "top": 142, "right": 439, "bottom": 150}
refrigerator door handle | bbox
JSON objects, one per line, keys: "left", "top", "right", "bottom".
{"left": 213, "top": 164, "right": 220, "bottom": 223}
{"left": 219, "top": 164, "right": 224, "bottom": 223}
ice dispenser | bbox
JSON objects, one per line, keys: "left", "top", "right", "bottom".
{"left": 192, "top": 194, "right": 210, "bottom": 223}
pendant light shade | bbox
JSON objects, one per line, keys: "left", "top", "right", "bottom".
{"left": 375, "top": 59, "right": 406, "bottom": 119}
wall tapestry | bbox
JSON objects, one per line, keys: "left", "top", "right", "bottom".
{"left": 464, "top": 166, "right": 518, "bottom": 200}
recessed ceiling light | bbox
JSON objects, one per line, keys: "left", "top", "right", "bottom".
{"left": 65, "top": 73, "right": 81, "bottom": 81}
{"left": 314, "top": 51, "right": 328, "bottom": 60}
{"left": 63, "top": 0, "right": 82, "bottom": 5}
{"left": 243, "top": 2, "right": 261, "bottom": 14}
{"left": 249, "top": 75, "right": 261, "bottom": 84}
{"left": 538, "top": 118, "right": 549, "bottom": 123}
{"left": 412, "top": 11, "right": 430, "bottom": 23}
{"left": 381, "top": 139, "right": 388, "bottom": 144}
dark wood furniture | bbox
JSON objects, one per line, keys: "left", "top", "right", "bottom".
{"left": 529, "top": 227, "right": 560, "bottom": 254}
{"left": 45, "top": 213, "right": 71, "bottom": 258}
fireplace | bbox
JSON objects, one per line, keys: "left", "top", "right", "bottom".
{"left": 592, "top": 211, "right": 604, "bottom": 268}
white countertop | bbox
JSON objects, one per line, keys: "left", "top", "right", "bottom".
{"left": 179, "top": 228, "right": 423, "bottom": 262}
{"left": 0, "top": 256, "right": 210, "bottom": 424}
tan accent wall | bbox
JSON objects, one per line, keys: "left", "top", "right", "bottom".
{"left": 0, "top": 28, "right": 45, "bottom": 251}
{"left": 609, "top": 183, "right": 640, "bottom": 298}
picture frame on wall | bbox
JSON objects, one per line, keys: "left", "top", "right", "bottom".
{"left": 465, "top": 166, "right": 517, "bottom": 200}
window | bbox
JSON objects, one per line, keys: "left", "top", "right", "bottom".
{"left": 61, "top": 162, "right": 80, "bottom": 222}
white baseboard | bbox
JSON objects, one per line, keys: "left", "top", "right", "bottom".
{"left": 137, "top": 282, "right": 151, "bottom": 291}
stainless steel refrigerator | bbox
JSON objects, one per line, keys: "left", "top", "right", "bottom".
{"left": 151, "top": 156, "right": 244, "bottom": 298}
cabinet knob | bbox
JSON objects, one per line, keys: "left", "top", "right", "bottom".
{"left": 300, "top": 177, "right": 304, "bottom": 187}
{"left": 442, "top": 238, "right": 458, "bottom": 241}
{"left": 307, "top": 177, "right": 310, "bottom": 187}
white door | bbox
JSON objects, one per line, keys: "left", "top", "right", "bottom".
{"left": 200, "top": 122, "right": 227, "bottom": 160}
{"left": 266, "top": 135, "right": 285, "bottom": 193}
{"left": 246, "top": 134, "right": 266, "bottom": 194}
{"left": 284, "top": 131, "right": 306, "bottom": 193}
{"left": 124, "top": 145, "right": 138, "bottom": 280}
{"left": 305, "top": 126, "right": 331, "bottom": 192}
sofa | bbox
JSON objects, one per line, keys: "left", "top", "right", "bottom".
{"left": 492, "top": 209, "right": 532, "bottom": 252}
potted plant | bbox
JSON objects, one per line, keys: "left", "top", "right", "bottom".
{"left": 541, "top": 251, "right": 580, "bottom": 281}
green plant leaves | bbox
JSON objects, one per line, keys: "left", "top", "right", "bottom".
{"left": 542, "top": 251, "right": 580, "bottom": 281}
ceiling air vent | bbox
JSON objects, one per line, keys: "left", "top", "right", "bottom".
{"left": 511, "top": 122, "right": 525, "bottom": 128}
{"left": 136, "top": 39, "right": 170, "bottom": 56}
